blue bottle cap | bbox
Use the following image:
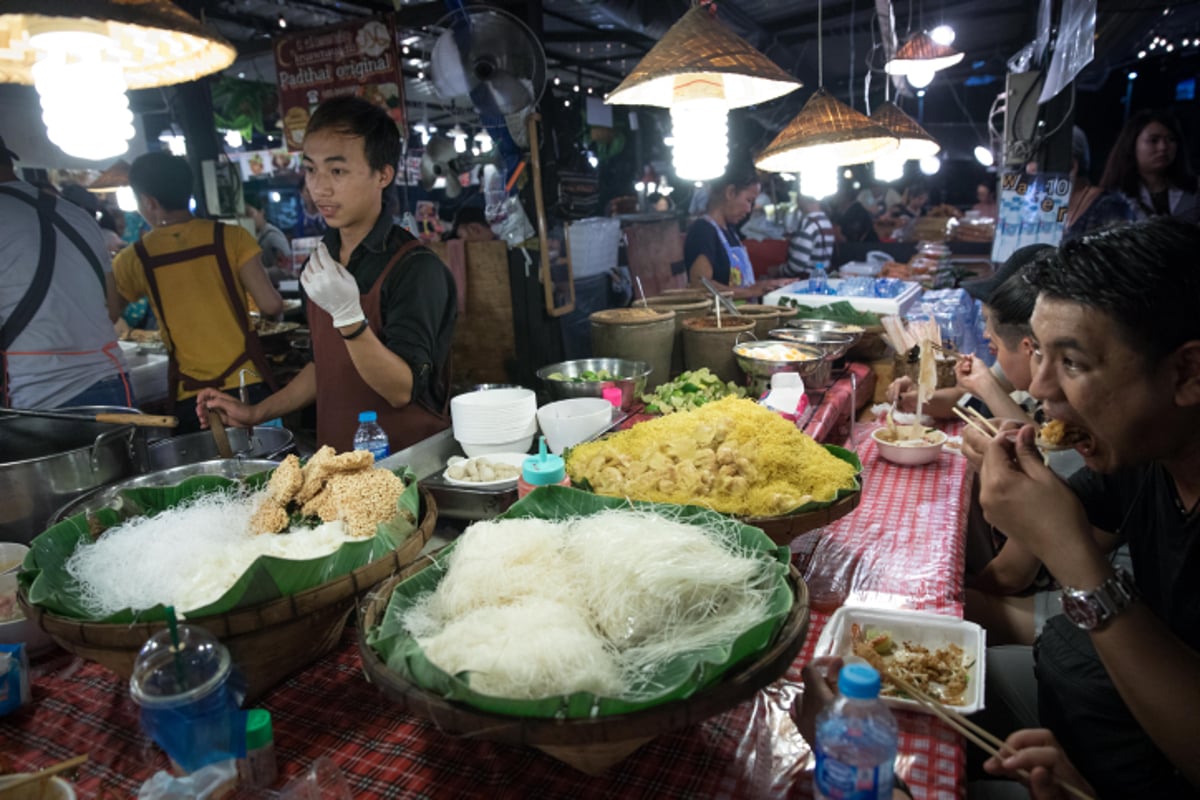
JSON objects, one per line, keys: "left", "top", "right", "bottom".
{"left": 358, "top": 411, "right": 377, "bottom": 423}
{"left": 838, "top": 663, "right": 882, "bottom": 699}
{"left": 522, "top": 436, "right": 565, "bottom": 486}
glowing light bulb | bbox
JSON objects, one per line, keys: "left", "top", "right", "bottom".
{"left": 919, "top": 155, "right": 942, "bottom": 175}
{"left": 873, "top": 153, "right": 906, "bottom": 183}
{"left": 930, "top": 25, "right": 955, "bottom": 46}
{"left": 907, "top": 67, "right": 935, "bottom": 89}
{"left": 799, "top": 163, "right": 838, "bottom": 200}
{"left": 974, "top": 145, "right": 995, "bottom": 167}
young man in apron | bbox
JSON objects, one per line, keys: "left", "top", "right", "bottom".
{"left": 113, "top": 153, "right": 283, "bottom": 432}
{"left": 198, "top": 96, "right": 457, "bottom": 453}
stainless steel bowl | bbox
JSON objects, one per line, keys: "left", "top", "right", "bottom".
{"left": 147, "top": 426, "right": 294, "bottom": 470}
{"left": 536, "top": 358, "right": 651, "bottom": 411}
{"left": 732, "top": 341, "right": 825, "bottom": 380}
{"left": 768, "top": 328, "right": 860, "bottom": 361}
{"left": 49, "top": 458, "right": 279, "bottom": 526}
{"left": 785, "top": 319, "right": 866, "bottom": 338}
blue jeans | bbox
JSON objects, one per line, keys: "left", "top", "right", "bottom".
{"left": 60, "top": 375, "right": 134, "bottom": 408}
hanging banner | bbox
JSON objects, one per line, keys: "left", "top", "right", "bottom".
{"left": 991, "top": 169, "right": 1072, "bottom": 263}
{"left": 274, "top": 18, "right": 406, "bottom": 151}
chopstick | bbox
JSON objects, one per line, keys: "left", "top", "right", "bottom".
{"left": 965, "top": 405, "right": 1000, "bottom": 435}
{"left": 952, "top": 406, "right": 995, "bottom": 438}
{"left": 877, "top": 667, "right": 1094, "bottom": 800}
{"left": 0, "top": 754, "right": 89, "bottom": 792}
{"left": 929, "top": 342, "right": 963, "bottom": 361}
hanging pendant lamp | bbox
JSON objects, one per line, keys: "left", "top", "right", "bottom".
{"left": 0, "top": 1, "right": 236, "bottom": 160}
{"left": 870, "top": 101, "right": 940, "bottom": 160}
{"left": 885, "top": 32, "right": 964, "bottom": 83}
{"left": 756, "top": 88, "right": 899, "bottom": 173}
{"left": 605, "top": 5, "right": 802, "bottom": 181}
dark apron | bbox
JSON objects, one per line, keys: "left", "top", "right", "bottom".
{"left": 134, "top": 221, "right": 278, "bottom": 400}
{"left": 308, "top": 239, "right": 450, "bottom": 452}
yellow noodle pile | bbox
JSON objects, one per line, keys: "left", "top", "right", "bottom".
{"left": 565, "top": 397, "right": 857, "bottom": 517}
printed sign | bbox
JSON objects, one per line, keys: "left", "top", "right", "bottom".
{"left": 274, "top": 19, "right": 405, "bottom": 151}
{"left": 991, "top": 169, "right": 1072, "bottom": 263}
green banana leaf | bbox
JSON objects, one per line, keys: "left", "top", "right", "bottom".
{"left": 19, "top": 466, "right": 419, "bottom": 623}
{"left": 365, "top": 486, "right": 794, "bottom": 719}
{"left": 569, "top": 443, "right": 862, "bottom": 519}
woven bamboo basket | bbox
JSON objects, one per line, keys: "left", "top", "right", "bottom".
{"left": 745, "top": 491, "right": 861, "bottom": 545}
{"left": 892, "top": 350, "right": 958, "bottom": 389}
{"left": 20, "top": 487, "right": 438, "bottom": 702}
{"left": 358, "top": 564, "right": 810, "bottom": 775}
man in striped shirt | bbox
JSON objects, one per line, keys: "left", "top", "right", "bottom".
{"left": 783, "top": 196, "right": 834, "bottom": 277}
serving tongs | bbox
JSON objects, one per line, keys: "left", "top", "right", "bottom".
{"left": 700, "top": 276, "right": 742, "bottom": 317}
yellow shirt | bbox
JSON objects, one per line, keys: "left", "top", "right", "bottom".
{"left": 114, "top": 220, "right": 262, "bottom": 400}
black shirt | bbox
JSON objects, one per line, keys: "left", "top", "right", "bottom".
{"left": 683, "top": 216, "right": 740, "bottom": 285}
{"left": 314, "top": 214, "right": 457, "bottom": 413}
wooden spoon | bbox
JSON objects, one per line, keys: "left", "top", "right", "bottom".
{"left": 0, "top": 754, "right": 88, "bottom": 792}
{"left": 207, "top": 411, "right": 234, "bottom": 459}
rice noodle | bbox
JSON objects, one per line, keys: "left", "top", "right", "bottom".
{"left": 401, "top": 507, "right": 780, "bottom": 701}
{"left": 67, "top": 488, "right": 353, "bottom": 616}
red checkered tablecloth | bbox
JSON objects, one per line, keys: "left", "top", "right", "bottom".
{"left": 1, "top": 422, "right": 972, "bottom": 799}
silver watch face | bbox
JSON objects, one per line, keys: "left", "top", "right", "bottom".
{"left": 1062, "top": 591, "right": 1101, "bottom": 629}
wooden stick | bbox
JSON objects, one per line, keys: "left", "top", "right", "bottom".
{"left": 0, "top": 755, "right": 88, "bottom": 792}
{"left": 878, "top": 667, "right": 1094, "bottom": 800}
{"left": 965, "top": 405, "right": 1000, "bottom": 435}
{"left": 952, "top": 406, "right": 993, "bottom": 438}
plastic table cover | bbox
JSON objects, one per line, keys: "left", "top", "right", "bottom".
{"left": 0, "top": 421, "right": 971, "bottom": 800}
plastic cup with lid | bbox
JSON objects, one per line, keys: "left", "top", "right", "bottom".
{"left": 129, "top": 624, "right": 246, "bottom": 773}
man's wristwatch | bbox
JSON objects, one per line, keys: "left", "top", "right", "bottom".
{"left": 1061, "top": 567, "right": 1138, "bottom": 631}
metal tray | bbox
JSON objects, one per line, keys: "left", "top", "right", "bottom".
{"left": 379, "top": 429, "right": 518, "bottom": 521}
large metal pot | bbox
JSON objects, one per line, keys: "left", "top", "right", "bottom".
{"left": 0, "top": 416, "right": 141, "bottom": 544}
{"left": 146, "top": 426, "right": 294, "bottom": 471}
{"left": 49, "top": 459, "right": 279, "bottom": 527}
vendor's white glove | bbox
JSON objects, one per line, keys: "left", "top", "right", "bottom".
{"left": 302, "top": 242, "right": 365, "bottom": 328}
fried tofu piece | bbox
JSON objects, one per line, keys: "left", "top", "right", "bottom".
{"left": 249, "top": 499, "right": 289, "bottom": 535}
{"left": 267, "top": 454, "right": 303, "bottom": 505}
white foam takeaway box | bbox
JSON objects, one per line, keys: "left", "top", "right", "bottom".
{"left": 762, "top": 279, "right": 923, "bottom": 317}
{"left": 813, "top": 606, "right": 986, "bottom": 716}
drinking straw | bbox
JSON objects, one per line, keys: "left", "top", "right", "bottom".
{"left": 164, "top": 605, "right": 187, "bottom": 688}
{"left": 635, "top": 276, "right": 648, "bottom": 309}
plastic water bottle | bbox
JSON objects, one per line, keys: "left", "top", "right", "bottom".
{"left": 352, "top": 411, "right": 390, "bottom": 460}
{"left": 814, "top": 663, "right": 898, "bottom": 800}
{"left": 809, "top": 261, "right": 830, "bottom": 294}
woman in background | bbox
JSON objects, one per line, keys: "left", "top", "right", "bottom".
{"left": 684, "top": 162, "right": 760, "bottom": 290}
{"left": 1099, "top": 110, "right": 1199, "bottom": 223}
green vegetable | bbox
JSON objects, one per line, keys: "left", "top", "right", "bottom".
{"left": 548, "top": 369, "right": 617, "bottom": 383}
{"left": 642, "top": 368, "right": 747, "bottom": 414}
{"left": 781, "top": 299, "right": 880, "bottom": 327}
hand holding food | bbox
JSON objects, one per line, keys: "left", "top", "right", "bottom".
{"left": 886, "top": 376, "right": 917, "bottom": 412}
{"left": 1036, "top": 419, "right": 1089, "bottom": 451}
{"left": 979, "top": 424, "right": 1093, "bottom": 570}
{"left": 955, "top": 355, "right": 998, "bottom": 397}
{"left": 983, "top": 728, "right": 1095, "bottom": 800}
{"left": 302, "top": 242, "right": 365, "bottom": 328}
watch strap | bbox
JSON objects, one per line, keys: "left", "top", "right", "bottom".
{"left": 1063, "top": 567, "right": 1138, "bottom": 631}
{"left": 341, "top": 319, "right": 370, "bottom": 340}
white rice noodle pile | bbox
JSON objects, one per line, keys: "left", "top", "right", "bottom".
{"left": 418, "top": 518, "right": 572, "bottom": 624}
{"left": 67, "top": 489, "right": 353, "bottom": 616}
{"left": 419, "top": 598, "right": 624, "bottom": 699}
{"left": 401, "top": 508, "right": 777, "bottom": 701}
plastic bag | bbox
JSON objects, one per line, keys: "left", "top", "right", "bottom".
{"left": 490, "top": 195, "right": 536, "bottom": 248}
{"left": 137, "top": 760, "right": 238, "bottom": 800}
{"left": 1040, "top": 0, "right": 1096, "bottom": 104}
{"left": 275, "top": 756, "right": 353, "bottom": 800}
{"left": 1007, "top": 0, "right": 1052, "bottom": 73}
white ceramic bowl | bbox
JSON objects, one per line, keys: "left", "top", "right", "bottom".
{"left": 0, "top": 775, "right": 77, "bottom": 800}
{"left": 537, "top": 398, "right": 614, "bottom": 455}
{"left": 872, "top": 427, "right": 947, "bottom": 466}
{"left": 0, "top": 542, "right": 29, "bottom": 574}
{"left": 458, "top": 436, "right": 536, "bottom": 458}
{"left": 451, "top": 388, "right": 538, "bottom": 444}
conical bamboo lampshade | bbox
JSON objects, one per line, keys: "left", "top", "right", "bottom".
{"left": 885, "top": 32, "right": 964, "bottom": 76}
{"left": 87, "top": 159, "right": 131, "bottom": 191}
{"left": 605, "top": 6, "right": 801, "bottom": 109}
{"left": 756, "top": 88, "right": 899, "bottom": 173}
{"left": 870, "top": 101, "right": 940, "bottom": 160}
{"left": 0, "top": 0, "right": 236, "bottom": 89}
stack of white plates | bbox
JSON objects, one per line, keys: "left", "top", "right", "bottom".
{"left": 450, "top": 388, "right": 538, "bottom": 457}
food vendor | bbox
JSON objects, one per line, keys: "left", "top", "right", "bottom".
{"left": 684, "top": 162, "right": 760, "bottom": 292}
{"left": 199, "top": 96, "right": 457, "bottom": 452}
{"left": 113, "top": 152, "right": 283, "bottom": 431}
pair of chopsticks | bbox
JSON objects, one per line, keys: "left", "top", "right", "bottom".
{"left": 877, "top": 667, "right": 1094, "bottom": 800}
{"left": 1, "top": 754, "right": 88, "bottom": 792}
{"left": 929, "top": 342, "right": 963, "bottom": 361}
{"left": 952, "top": 405, "right": 999, "bottom": 437}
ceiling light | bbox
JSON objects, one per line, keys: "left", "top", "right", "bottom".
{"left": 929, "top": 25, "right": 955, "bottom": 46}
{"left": 1128, "top": 71, "right": 1138, "bottom": 80}
{"left": 907, "top": 67, "right": 935, "bottom": 89}
{"left": 277, "top": 15, "right": 286, "bottom": 29}
{"left": 843, "top": 169, "right": 853, "bottom": 179}
{"left": 799, "top": 163, "right": 838, "bottom": 200}
{"left": 606, "top": 5, "right": 802, "bottom": 181}
{"left": 974, "top": 145, "right": 994, "bottom": 166}
{"left": 756, "top": 87, "right": 899, "bottom": 173}
{"left": 886, "top": 32, "right": 964, "bottom": 77}
{"left": 870, "top": 101, "right": 940, "bottom": 160}
{"left": 1, "top": 2, "right": 235, "bottom": 161}
{"left": 473, "top": 129, "right": 493, "bottom": 152}
{"left": 1166, "top": 44, "right": 1175, "bottom": 52}
{"left": 919, "top": 155, "right": 941, "bottom": 175}
{"left": 554, "top": 76, "right": 561, "bottom": 86}
{"left": 116, "top": 185, "right": 137, "bottom": 212}
{"left": 873, "top": 153, "right": 906, "bottom": 182}
{"left": 417, "top": 70, "right": 424, "bottom": 80}
{"left": 223, "top": 129, "right": 243, "bottom": 148}
{"left": 450, "top": 124, "right": 468, "bottom": 153}
{"left": 573, "top": 84, "right": 580, "bottom": 92}
{"left": 1138, "top": 50, "right": 1146, "bottom": 58}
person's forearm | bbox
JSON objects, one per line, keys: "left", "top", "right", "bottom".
{"left": 974, "top": 383, "right": 1032, "bottom": 423}
{"left": 973, "top": 542, "right": 1041, "bottom": 595}
{"left": 339, "top": 325, "right": 415, "bottom": 406}
{"left": 919, "top": 387, "right": 967, "bottom": 419}
{"left": 251, "top": 362, "right": 316, "bottom": 423}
